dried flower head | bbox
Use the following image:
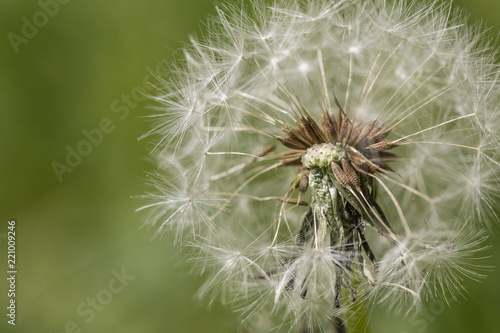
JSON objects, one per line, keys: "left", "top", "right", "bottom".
{"left": 139, "top": 0, "right": 500, "bottom": 331}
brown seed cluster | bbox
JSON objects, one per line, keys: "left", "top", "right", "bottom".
{"left": 276, "top": 99, "right": 399, "bottom": 193}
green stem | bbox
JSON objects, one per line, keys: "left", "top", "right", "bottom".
{"left": 333, "top": 315, "right": 347, "bottom": 333}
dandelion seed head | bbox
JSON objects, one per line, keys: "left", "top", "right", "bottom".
{"left": 140, "top": 0, "right": 500, "bottom": 330}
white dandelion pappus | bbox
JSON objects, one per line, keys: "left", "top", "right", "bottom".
{"left": 141, "top": 0, "right": 500, "bottom": 331}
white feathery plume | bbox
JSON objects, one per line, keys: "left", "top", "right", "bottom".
{"left": 140, "top": 1, "right": 499, "bottom": 331}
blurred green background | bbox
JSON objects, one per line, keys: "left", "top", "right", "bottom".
{"left": 1, "top": 0, "right": 499, "bottom": 332}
